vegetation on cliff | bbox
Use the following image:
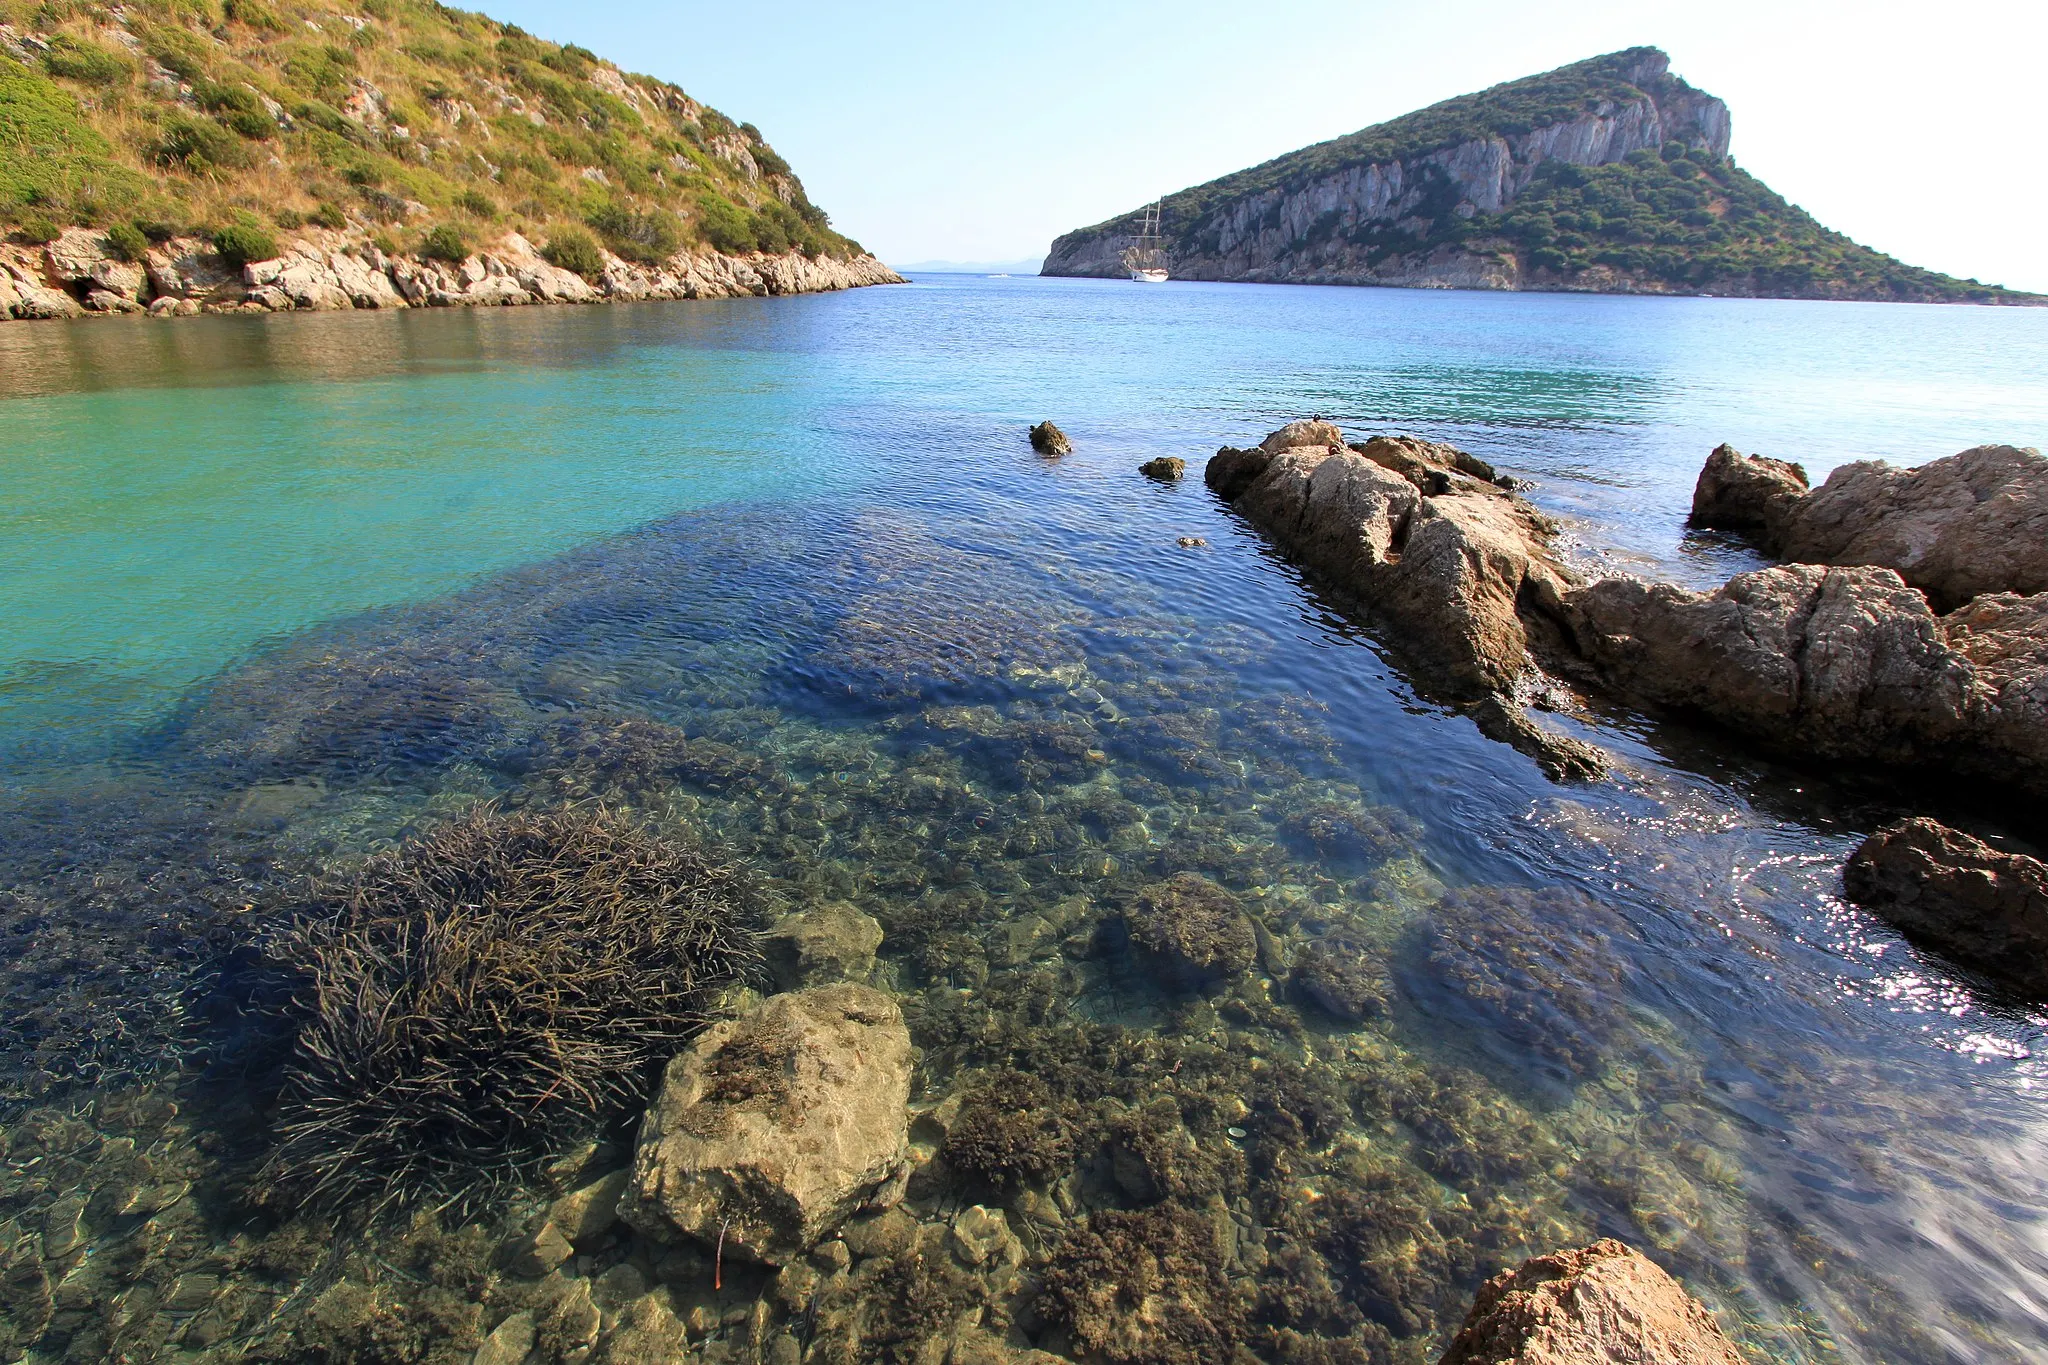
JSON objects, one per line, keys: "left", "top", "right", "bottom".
{"left": 1063, "top": 47, "right": 2031, "bottom": 302}
{"left": 0, "top": 0, "right": 863, "bottom": 263}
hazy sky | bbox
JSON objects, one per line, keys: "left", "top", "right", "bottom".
{"left": 482, "top": 0, "right": 2047, "bottom": 291}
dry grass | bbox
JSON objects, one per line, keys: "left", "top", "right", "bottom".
{"left": 261, "top": 804, "right": 762, "bottom": 1215}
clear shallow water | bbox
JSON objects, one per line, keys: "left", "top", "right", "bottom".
{"left": 2, "top": 277, "right": 2047, "bottom": 1364}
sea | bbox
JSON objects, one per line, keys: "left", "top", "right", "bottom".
{"left": 2, "top": 273, "right": 2046, "bottom": 1363}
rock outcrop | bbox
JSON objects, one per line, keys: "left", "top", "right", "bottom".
{"left": 0, "top": 227, "right": 903, "bottom": 323}
{"left": 1029, "top": 421, "right": 1072, "bottom": 457}
{"left": 1208, "top": 421, "right": 1605, "bottom": 779}
{"left": 621, "top": 983, "right": 912, "bottom": 1266}
{"left": 1844, "top": 818, "right": 2048, "bottom": 995}
{"left": 1713, "top": 445, "right": 2047, "bottom": 611}
{"left": 1562, "top": 564, "right": 2048, "bottom": 794}
{"left": 1438, "top": 1239, "right": 1748, "bottom": 1365}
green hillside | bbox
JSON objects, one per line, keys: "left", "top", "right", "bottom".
{"left": 0, "top": 0, "right": 862, "bottom": 265}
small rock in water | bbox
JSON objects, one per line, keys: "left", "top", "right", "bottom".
{"left": 1140, "top": 456, "right": 1185, "bottom": 481}
{"left": 1177, "top": 536, "right": 1207, "bottom": 548}
{"left": 1029, "top": 421, "right": 1072, "bottom": 456}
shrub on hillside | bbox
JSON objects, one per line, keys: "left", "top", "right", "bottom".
{"left": 587, "top": 200, "right": 682, "bottom": 265}
{"left": 212, "top": 220, "right": 278, "bottom": 269}
{"left": 155, "top": 115, "right": 251, "bottom": 173}
{"left": 694, "top": 191, "right": 754, "bottom": 255}
{"left": 311, "top": 201, "right": 348, "bottom": 230}
{"left": 421, "top": 223, "right": 470, "bottom": 263}
{"left": 16, "top": 216, "right": 61, "bottom": 246}
{"left": 541, "top": 223, "right": 604, "bottom": 279}
{"left": 42, "top": 36, "right": 132, "bottom": 86}
{"left": 104, "top": 221, "right": 149, "bottom": 262}
{"left": 455, "top": 187, "right": 497, "bottom": 219}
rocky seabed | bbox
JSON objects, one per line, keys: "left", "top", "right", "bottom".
{"left": 0, "top": 225, "right": 904, "bottom": 322}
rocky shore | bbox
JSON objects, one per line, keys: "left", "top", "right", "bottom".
{"left": 0, "top": 226, "right": 904, "bottom": 322}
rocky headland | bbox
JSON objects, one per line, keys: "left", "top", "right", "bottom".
{"left": 0, "top": 224, "right": 902, "bottom": 320}
{"left": 1045, "top": 48, "right": 2037, "bottom": 303}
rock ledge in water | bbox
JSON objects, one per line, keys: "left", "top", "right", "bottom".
{"left": 620, "top": 983, "right": 912, "bottom": 1265}
{"left": 1030, "top": 421, "right": 1073, "bottom": 456}
{"left": 1844, "top": 818, "right": 2048, "bottom": 996}
{"left": 1438, "top": 1239, "right": 1748, "bottom": 1365}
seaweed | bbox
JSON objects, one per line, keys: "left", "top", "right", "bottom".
{"left": 941, "top": 1070, "right": 1079, "bottom": 1195}
{"left": 1123, "top": 873, "right": 1257, "bottom": 989}
{"left": 260, "top": 806, "right": 763, "bottom": 1214}
{"left": 1037, "top": 1203, "right": 1246, "bottom": 1365}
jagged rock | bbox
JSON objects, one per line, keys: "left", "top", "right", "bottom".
{"left": 45, "top": 227, "right": 144, "bottom": 300}
{"left": 85, "top": 288, "right": 144, "bottom": 313}
{"left": 1689, "top": 443, "right": 1808, "bottom": 534}
{"left": 1564, "top": 564, "right": 2048, "bottom": 794}
{"left": 1438, "top": 1239, "right": 1747, "bottom": 1365}
{"left": 1030, "top": 421, "right": 1072, "bottom": 456}
{"left": 1209, "top": 421, "right": 1604, "bottom": 778}
{"left": 0, "top": 259, "right": 82, "bottom": 319}
{"left": 509, "top": 1221, "right": 574, "bottom": 1277}
{"left": 1139, "top": 456, "right": 1185, "bottom": 480}
{"left": 472, "top": 1310, "right": 536, "bottom": 1365}
{"left": 549, "top": 1168, "right": 629, "bottom": 1244}
{"left": 761, "top": 901, "right": 884, "bottom": 990}
{"left": 1123, "top": 872, "right": 1257, "bottom": 987}
{"left": 621, "top": 983, "right": 913, "bottom": 1265}
{"left": 143, "top": 237, "right": 238, "bottom": 301}
{"left": 1844, "top": 818, "right": 2048, "bottom": 996}
{"left": 1771, "top": 445, "right": 2048, "bottom": 610}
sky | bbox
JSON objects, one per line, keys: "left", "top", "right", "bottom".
{"left": 480, "top": 0, "right": 2048, "bottom": 292}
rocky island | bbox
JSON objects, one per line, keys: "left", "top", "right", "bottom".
{"left": 1045, "top": 47, "right": 2038, "bottom": 303}
{"left": 0, "top": 0, "right": 901, "bottom": 320}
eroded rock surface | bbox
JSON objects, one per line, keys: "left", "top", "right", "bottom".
{"left": 1564, "top": 564, "right": 2048, "bottom": 794}
{"left": 761, "top": 901, "right": 884, "bottom": 990}
{"left": 1844, "top": 818, "right": 2048, "bottom": 995}
{"left": 1208, "top": 422, "right": 1603, "bottom": 778}
{"left": 1696, "top": 444, "right": 2048, "bottom": 610}
{"left": 1123, "top": 872, "right": 1257, "bottom": 988}
{"left": 621, "top": 983, "right": 913, "bottom": 1265}
{"left": 1438, "top": 1238, "right": 1748, "bottom": 1365}
{"left": 1029, "top": 421, "right": 1072, "bottom": 456}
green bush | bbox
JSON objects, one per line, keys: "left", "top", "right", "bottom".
{"left": 154, "top": 116, "right": 251, "bottom": 172}
{"left": 41, "top": 36, "right": 132, "bottom": 86}
{"left": 193, "top": 80, "right": 276, "bottom": 140}
{"left": 370, "top": 230, "right": 399, "bottom": 256}
{"left": 222, "top": 0, "right": 287, "bottom": 32}
{"left": 455, "top": 186, "right": 497, "bottom": 218}
{"left": 420, "top": 223, "right": 469, "bottom": 262}
{"left": 213, "top": 220, "right": 279, "bottom": 269}
{"left": 693, "top": 192, "right": 753, "bottom": 254}
{"left": 274, "top": 208, "right": 303, "bottom": 229}
{"left": 104, "top": 221, "right": 149, "bottom": 261}
{"left": 587, "top": 200, "right": 682, "bottom": 264}
{"left": 16, "top": 215, "right": 61, "bottom": 246}
{"left": 311, "top": 201, "right": 348, "bottom": 230}
{"left": 540, "top": 223, "right": 603, "bottom": 278}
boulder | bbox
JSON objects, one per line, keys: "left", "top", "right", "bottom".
{"left": 1437, "top": 1239, "right": 1748, "bottom": 1365}
{"left": 1138, "top": 456, "right": 1184, "bottom": 481}
{"left": 1689, "top": 443, "right": 1809, "bottom": 535}
{"left": 1690, "top": 443, "right": 2048, "bottom": 611}
{"left": 620, "top": 983, "right": 913, "bottom": 1265}
{"left": 1, "top": 259, "right": 83, "bottom": 319}
{"left": 1029, "top": 421, "right": 1072, "bottom": 456}
{"left": 1208, "top": 421, "right": 1601, "bottom": 779}
{"left": 45, "top": 227, "right": 144, "bottom": 300}
{"left": 761, "top": 902, "right": 884, "bottom": 990}
{"left": 1774, "top": 445, "right": 2048, "bottom": 609}
{"left": 1123, "top": 873, "right": 1256, "bottom": 987}
{"left": 1563, "top": 564, "right": 2048, "bottom": 794}
{"left": 143, "top": 238, "right": 238, "bottom": 301}
{"left": 1843, "top": 818, "right": 2048, "bottom": 996}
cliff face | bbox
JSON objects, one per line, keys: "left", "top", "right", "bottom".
{"left": 1044, "top": 49, "right": 2033, "bottom": 303}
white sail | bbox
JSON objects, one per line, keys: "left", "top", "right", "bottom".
{"left": 1120, "top": 200, "right": 1169, "bottom": 282}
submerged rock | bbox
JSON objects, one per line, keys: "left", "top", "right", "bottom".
{"left": 1564, "top": 564, "right": 2048, "bottom": 794}
{"left": 1030, "top": 421, "right": 1073, "bottom": 456}
{"left": 1124, "top": 872, "right": 1258, "bottom": 987}
{"left": 1437, "top": 1238, "right": 1748, "bottom": 1365}
{"left": 1292, "top": 934, "right": 1390, "bottom": 1022}
{"left": 1207, "top": 422, "right": 1603, "bottom": 780}
{"left": 621, "top": 983, "right": 913, "bottom": 1265}
{"left": 1694, "top": 443, "right": 2048, "bottom": 611}
{"left": 1844, "top": 818, "right": 2048, "bottom": 996}
{"left": 761, "top": 901, "right": 884, "bottom": 989}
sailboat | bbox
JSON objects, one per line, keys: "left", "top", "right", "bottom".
{"left": 1121, "top": 200, "right": 1169, "bottom": 282}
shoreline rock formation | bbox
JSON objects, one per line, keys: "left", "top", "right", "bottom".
{"left": 1206, "top": 421, "right": 1606, "bottom": 779}
{"left": 1844, "top": 819, "right": 2048, "bottom": 997}
{"left": 1437, "top": 1239, "right": 1749, "bottom": 1365}
{"left": 0, "top": 226, "right": 903, "bottom": 323}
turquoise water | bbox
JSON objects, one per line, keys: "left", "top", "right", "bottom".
{"left": 2, "top": 278, "right": 2047, "bottom": 1363}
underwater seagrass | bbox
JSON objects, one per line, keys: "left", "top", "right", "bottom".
{"left": 261, "top": 806, "right": 762, "bottom": 1214}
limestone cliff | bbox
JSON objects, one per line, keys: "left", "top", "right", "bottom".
{"left": 1044, "top": 48, "right": 2035, "bottom": 303}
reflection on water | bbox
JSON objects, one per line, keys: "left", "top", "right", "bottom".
{"left": 2, "top": 278, "right": 2047, "bottom": 1363}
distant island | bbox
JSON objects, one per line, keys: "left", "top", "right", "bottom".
{"left": 0, "top": 0, "right": 899, "bottom": 319}
{"left": 1043, "top": 48, "right": 2039, "bottom": 304}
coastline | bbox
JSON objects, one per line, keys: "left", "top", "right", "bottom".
{"left": 0, "top": 227, "right": 906, "bottom": 323}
